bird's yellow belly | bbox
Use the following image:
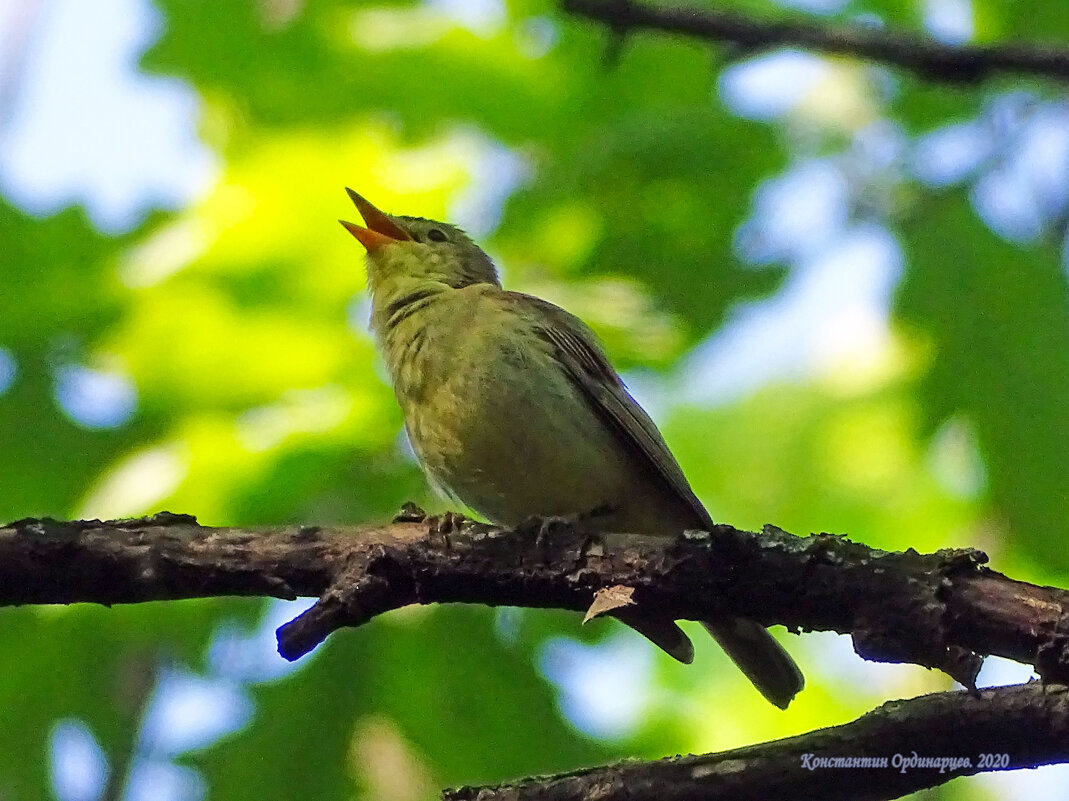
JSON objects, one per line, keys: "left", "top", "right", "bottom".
{"left": 403, "top": 363, "right": 675, "bottom": 533}
{"left": 388, "top": 292, "right": 698, "bottom": 536}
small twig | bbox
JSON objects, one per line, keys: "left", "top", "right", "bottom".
{"left": 562, "top": 0, "right": 1069, "bottom": 83}
{"left": 446, "top": 683, "right": 1069, "bottom": 801}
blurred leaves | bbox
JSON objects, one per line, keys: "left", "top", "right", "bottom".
{"left": 897, "top": 190, "right": 1069, "bottom": 574}
{"left": 146, "top": 0, "right": 789, "bottom": 350}
{"left": 0, "top": 598, "right": 261, "bottom": 801}
{"left": 186, "top": 606, "right": 617, "bottom": 801}
{"left": 0, "top": 199, "right": 154, "bottom": 518}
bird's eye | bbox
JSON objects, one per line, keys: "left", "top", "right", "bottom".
{"left": 427, "top": 228, "right": 448, "bottom": 242}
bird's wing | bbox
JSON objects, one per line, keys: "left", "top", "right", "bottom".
{"left": 500, "top": 291, "right": 714, "bottom": 531}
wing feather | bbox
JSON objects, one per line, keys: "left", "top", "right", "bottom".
{"left": 502, "top": 291, "right": 714, "bottom": 531}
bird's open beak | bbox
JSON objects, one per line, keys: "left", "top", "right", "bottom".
{"left": 340, "top": 188, "right": 412, "bottom": 252}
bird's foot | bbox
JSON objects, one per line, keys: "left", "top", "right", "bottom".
{"left": 424, "top": 511, "right": 466, "bottom": 550}
{"left": 515, "top": 514, "right": 566, "bottom": 551}
{"left": 516, "top": 505, "right": 615, "bottom": 554}
{"left": 430, "top": 510, "right": 466, "bottom": 534}
{"left": 425, "top": 513, "right": 463, "bottom": 543}
{"left": 392, "top": 502, "right": 427, "bottom": 524}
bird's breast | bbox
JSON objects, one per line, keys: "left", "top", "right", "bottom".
{"left": 376, "top": 287, "right": 694, "bottom": 533}
{"left": 400, "top": 334, "right": 637, "bottom": 525}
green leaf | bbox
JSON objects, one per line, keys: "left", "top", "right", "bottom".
{"left": 0, "top": 598, "right": 261, "bottom": 801}
{"left": 190, "top": 606, "right": 613, "bottom": 798}
{"left": 896, "top": 190, "right": 1069, "bottom": 574}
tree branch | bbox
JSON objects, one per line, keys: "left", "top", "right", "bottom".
{"left": 6, "top": 510, "right": 1069, "bottom": 799}
{"left": 447, "top": 683, "right": 1069, "bottom": 801}
{"left": 562, "top": 0, "right": 1069, "bottom": 83}
{"left": 4, "top": 510, "right": 1069, "bottom": 682}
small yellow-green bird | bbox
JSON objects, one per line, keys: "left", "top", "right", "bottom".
{"left": 341, "top": 188, "right": 804, "bottom": 708}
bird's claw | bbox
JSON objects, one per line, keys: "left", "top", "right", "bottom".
{"left": 393, "top": 502, "right": 427, "bottom": 524}
{"left": 535, "top": 516, "right": 570, "bottom": 550}
{"left": 425, "top": 511, "right": 465, "bottom": 550}
{"left": 434, "top": 511, "right": 466, "bottom": 534}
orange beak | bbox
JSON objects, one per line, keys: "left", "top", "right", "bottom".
{"left": 339, "top": 188, "right": 412, "bottom": 252}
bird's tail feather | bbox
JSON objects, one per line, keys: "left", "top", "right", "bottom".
{"left": 616, "top": 610, "right": 695, "bottom": 664}
{"left": 614, "top": 613, "right": 802, "bottom": 709}
{"left": 701, "top": 617, "right": 804, "bottom": 709}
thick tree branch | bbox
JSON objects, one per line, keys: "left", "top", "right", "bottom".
{"left": 447, "top": 683, "right": 1069, "bottom": 801}
{"left": 3, "top": 510, "right": 1069, "bottom": 683}
{"left": 563, "top": 0, "right": 1069, "bottom": 82}
{"left": 6, "top": 510, "right": 1069, "bottom": 799}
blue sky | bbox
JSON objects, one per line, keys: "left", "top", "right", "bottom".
{"left": 0, "top": 0, "right": 214, "bottom": 232}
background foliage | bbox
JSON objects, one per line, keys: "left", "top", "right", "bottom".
{"left": 2, "top": 0, "right": 1068, "bottom": 798}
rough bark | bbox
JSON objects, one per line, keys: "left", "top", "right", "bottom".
{"left": 4, "top": 511, "right": 1069, "bottom": 681}
{"left": 447, "top": 683, "right": 1069, "bottom": 801}
{"left": 6, "top": 510, "right": 1069, "bottom": 800}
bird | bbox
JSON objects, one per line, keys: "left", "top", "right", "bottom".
{"left": 340, "top": 188, "right": 804, "bottom": 708}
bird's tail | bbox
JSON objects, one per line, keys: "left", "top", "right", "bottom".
{"left": 701, "top": 617, "right": 804, "bottom": 709}
{"left": 615, "top": 609, "right": 696, "bottom": 664}
{"left": 615, "top": 613, "right": 803, "bottom": 709}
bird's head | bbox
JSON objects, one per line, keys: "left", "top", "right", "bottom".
{"left": 341, "top": 188, "right": 500, "bottom": 295}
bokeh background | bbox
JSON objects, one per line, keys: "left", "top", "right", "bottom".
{"left": 2, "top": 0, "right": 1069, "bottom": 798}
